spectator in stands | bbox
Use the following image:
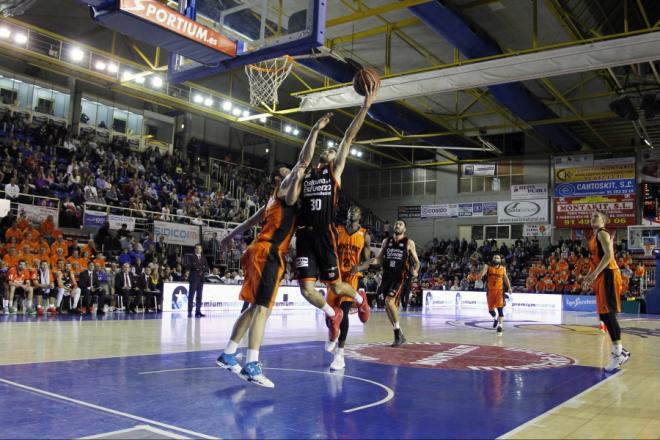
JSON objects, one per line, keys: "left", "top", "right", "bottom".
{"left": 4, "top": 177, "right": 19, "bottom": 199}
{"left": 115, "top": 262, "right": 139, "bottom": 314}
{"left": 143, "top": 267, "right": 162, "bottom": 312}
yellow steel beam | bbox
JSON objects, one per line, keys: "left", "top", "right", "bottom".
{"left": 330, "top": 18, "right": 419, "bottom": 46}
{"left": 327, "top": 0, "right": 431, "bottom": 27}
{"left": 131, "top": 44, "right": 156, "bottom": 70}
{"left": 154, "top": 46, "right": 160, "bottom": 68}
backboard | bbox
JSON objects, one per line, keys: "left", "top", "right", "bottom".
{"left": 168, "top": 0, "right": 326, "bottom": 83}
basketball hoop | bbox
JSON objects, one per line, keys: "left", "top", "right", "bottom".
{"left": 643, "top": 242, "right": 654, "bottom": 257}
{"left": 245, "top": 55, "right": 294, "bottom": 107}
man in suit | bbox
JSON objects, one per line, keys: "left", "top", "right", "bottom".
{"left": 115, "top": 262, "right": 140, "bottom": 313}
{"left": 185, "top": 244, "right": 209, "bottom": 318}
{"left": 78, "top": 262, "right": 109, "bottom": 316}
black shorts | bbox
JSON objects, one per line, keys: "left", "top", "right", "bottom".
{"left": 377, "top": 276, "right": 405, "bottom": 303}
{"left": 35, "top": 287, "right": 54, "bottom": 299}
{"left": 295, "top": 227, "right": 340, "bottom": 283}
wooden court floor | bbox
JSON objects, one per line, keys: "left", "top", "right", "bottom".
{"left": 0, "top": 308, "right": 658, "bottom": 439}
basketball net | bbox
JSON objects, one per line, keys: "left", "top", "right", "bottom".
{"left": 643, "top": 242, "right": 654, "bottom": 257}
{"left": 245, "top": 55, "right": 294, "bottom": 108}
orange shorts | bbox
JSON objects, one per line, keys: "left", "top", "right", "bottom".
{"left": 326, "top": 274, "right": 360, "bottom": 307}
{"left": 593, "top": 269, "right": 622, "bottom": 314}
{"left": 487, "top": 288, "right": 505, "bottom": 310}
{"left": 239, "top": 242, "right": 285, "bottom": 310}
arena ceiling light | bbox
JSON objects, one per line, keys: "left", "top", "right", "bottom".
{"left": 284, "top": 125, "right": 292, "bottom": 134}
{"left": 69, "top": 47, "right": 85, "bottom": 62}
{"left": 231, "top": 107, "right": 242, "bottom": 117}
{"left": 107, "top": 62, "right": 119, "bottom": 74}
{"left": 259, "top": 116, "right": 267, "bottom": 123}
{"left": 292, "top": 128, "right": 300, "bottom": 136}
{"left": 327, "top": 140, "right": 335, "bottom": 147}
{"left": 134, "top": 75, "right": 145, "bottom": 85}
{"left": 193, "top": 94, "right": 204, "bottom": 104}
{"left": 204, "top": 97, "right": 214, "bottom": 106}
{"left": 94, "top": 60, "right": 106, "bottom": 71}
{"left": 150, "top": 76, "right": 163, "bottom": 88}
{"left": 13, "top": 33, "right": 27, "bottom": 45}
{"left": 222, "top": 100, "right": 232, "bottom": 111}
{"left": 238, "top": 112, "right": 271, "bottom": 122}
{"left": 0, "top": 27, "right": 11, "bottom": 39}
{"left": 242, "top": 110, "right": 250, "bottom": 118}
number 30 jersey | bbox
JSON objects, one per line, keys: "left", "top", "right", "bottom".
{"left": 299, "top": 165, "right": 338, "bottom": 228}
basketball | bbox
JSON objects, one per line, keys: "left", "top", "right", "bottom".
{"left": 353, "top": 68, "right": 381, "bottom": 96}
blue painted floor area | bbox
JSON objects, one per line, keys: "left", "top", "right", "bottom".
{"left": 0, "top": 341, "right": 611, "bottom": 439}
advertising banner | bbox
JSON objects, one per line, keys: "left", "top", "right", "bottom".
{"left": 83, "top": 210, "right": 136, "bottom": 231}
{"left": 472, "top": 203, "right": 484, "bottom": 217}
{"left": 422, "top": 290, "right": 562, "bottom": 312}
{"left": 398, "top": 205, "right": 421, "bottom": 219}
{"left": 458, "top": 203, "right": 473, "bottom": 217}
{"left": 554, "top": 179, "right": 635, "bottom": 197}
{"left": 163, "top": 282, "right": 315, "bottom": 312}
{"left": 421, "top": 204, "right": 458, "bottom": 218}
{"left": 497, "top": 199, "right": 548, "bottom": 224}
{"left": 554, "top": 195, "right": 636, "bottom": 228}
{"left": 562, "top": 295, "right": 597, "bottom": 312}
{"left": 17, "top": 204, "right": 58, "bottom": 227}
{"left": 523, "top": 224, "right": 552, "bottom": 237}
{"left": 153, "top": 220, "right": 200, "bottom": 246}
{"left": 483, "top": 202, "right": 498, "bottom": 216}
{"left": 462, "top": 164, "right": 495, "bottom": 176}
{"left": 119, "top": 0, "right": 237, "bottom": 56}
{"left": 511, "top": 184, "right": 548, "bottom": 200}
{"left": 554, "top": 157, "right": 635, "bottom": 183}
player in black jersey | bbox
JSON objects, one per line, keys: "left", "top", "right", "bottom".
{"left": 357, "top": 219, "right": 420, "bottom": 347}
{"left": 294, "top": 82, "right": 377, "bottom": 343}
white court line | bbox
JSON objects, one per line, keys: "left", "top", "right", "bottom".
{"left": 139, "top": 366, "right": 395, "bottom": 414}
{"left": 498, "top": 370, "right": 624, "bottom": 439}
{"left": 80, "top": 424, "right": 189, "bottom": 439}
{"left": 0, "top": 378, "right": 217, "bottom": 440}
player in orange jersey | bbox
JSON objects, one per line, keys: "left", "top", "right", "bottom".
{"left": 582, "top": 211, "right": 629, "bottom": 372}
{"left": 7, "top": 260, "right": 35, "bottom": 315}
{"left": 324, "top": 205, "right": 371, "bottom": 370}
{"left": 479, "top": 254, "right": 512, "bottom": 333}
{"left": 216, "top": 113, "right": 332, "bottom": 388}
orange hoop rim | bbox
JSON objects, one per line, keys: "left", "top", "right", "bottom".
{"left": 246, "top": 55, "right": 295, "bottom": 73}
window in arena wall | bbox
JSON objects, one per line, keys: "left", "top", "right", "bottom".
{"left": 459, "top": 161, "right": 524, "bottom": 193}
{"left": 473, "top": 225, "right": 521, "bottom": 240}
{"left": 358, "top": 167, "right": 436, "bottom": 199}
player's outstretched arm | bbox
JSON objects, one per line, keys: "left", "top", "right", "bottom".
{"left": 333, "top": 84, "right": 377, "bottom": 183}
{"left": 280, "top": 112, "right": 333, "bottom": 205}
{"left": 219, "top": 206, "right": 266, "bottom": 249}
{"left": 478, "top": 263, "right": 489, "bottom": 279}
{"left": 408, "top": 239, "right": 421, "bottom": 278}
{"left": 356, "top": 237, "right": 387, "bottom": 272}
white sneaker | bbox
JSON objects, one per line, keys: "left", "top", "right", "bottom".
{"left": 325, "top": 339, "right": 338, "bottom": 353}
{"left": 330, "top": 354, "right": 345, "bottom": 371}
{"left": 605, "top": 351, "right": 627, "bottom": 372}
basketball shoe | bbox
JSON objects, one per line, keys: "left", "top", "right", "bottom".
{"left": 326, "top": 307, "right": 343, "bottom": 341}
{"left": 216, "top": 352, "right": 242, "bottom": 375}
{"left": 241, "top": 362, "right": 274, "bottom": 388}
{"left": 356, "top": 289, "right": 370, "bottom": 323}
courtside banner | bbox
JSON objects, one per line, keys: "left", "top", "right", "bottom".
{"left": 17, "top": 204, "right": 58, "bottom": 227}
{"left": 83, "top": 210, "right": 136, "bottom": 231}
{"left": 163, "top": 282, "right": 315, "bottom": 312}
{"left": 154, "top": 220, "right": 200, "bottom": 246}
{"left": 119, "top": 0, "right": 237, "bottom": 56}
{"left": 511, "top": 184, "right": 548, "bottom": 200}
{"left": 554, "top": 195, "right": 636, "bottom": 228}
{"left": 497, "top": 199, "right": 548, "bottom": 224}
{"left": 554, "top": 179, "right": 635, "bottom": 197}
{"left": 422, "top": 290, "right": 562, "bottom": 311}
{"left": 562, "top": 294, "right": 597, "bottom": 312}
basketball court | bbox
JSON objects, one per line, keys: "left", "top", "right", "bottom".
{"left": 0, "top": 0, "right": 659, "bottom": 439}
{"left": 1, "top": 308, "right": 659, "bottom": 439}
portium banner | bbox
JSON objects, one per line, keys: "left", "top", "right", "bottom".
{"left": 554, "top": 194, "right": 636, "bottom": 228}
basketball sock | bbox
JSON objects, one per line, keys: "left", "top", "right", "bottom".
{"left": 322, "top": 303, "right": 336, "bottom": 317}
{"left": 353, "top": 293, "right": 363, "bottom": 305}
{"left": 337, "top": 348, "right": 344, "bottom": 356}
{"left": 489, "top": 310, "right": 496, "bottom": 318}
{"left": 613, "top": 341, "right": 623, "bottom": 356}
{"left": 498, "top": 316, "right": 503, "bottom": 325}
{"left": 247, "top": 349, "right": 259, "bottom": 364}
{"left": 394, "top": 321, "right": 400, "bottom": 330}
{"left": 26, "top": 300, "right": 33, "bottom": 309}
{"left": 225, "top": 340, "right": 238, "bottom": 355}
